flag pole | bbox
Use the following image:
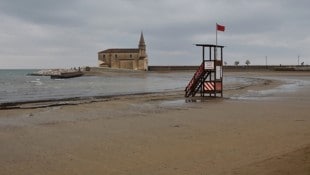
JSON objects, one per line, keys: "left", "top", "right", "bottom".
{"left": 216, "top": 23, "right": 218, "bottom": 59}
{"left": 216, "top": 23, "right": 218, "bottom": 46}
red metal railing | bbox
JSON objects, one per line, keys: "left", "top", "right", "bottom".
{"left": 185, "top": 62, "right": 205, "bottom": 97}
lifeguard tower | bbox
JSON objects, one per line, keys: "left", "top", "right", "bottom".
{"left": 185, "top": 44, "right": 224, "bottom": 98}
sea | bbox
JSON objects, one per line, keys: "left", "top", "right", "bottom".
{"left": 0, "top": 69, "right": 263, "bottom": 105}
{"left": 0, "top": 69, "right": 191, "bottom": 104}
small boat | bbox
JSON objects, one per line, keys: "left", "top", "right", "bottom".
{"left": 51, "top": 71, "right": 84, "bottom": 79}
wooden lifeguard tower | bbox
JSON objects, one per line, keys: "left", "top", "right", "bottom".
{"left": 185, "top": 44, "right": 224, "bottom": 98}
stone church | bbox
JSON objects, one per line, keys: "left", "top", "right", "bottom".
{"left": 98, "top": 32, "right": 148, "bottom": 71}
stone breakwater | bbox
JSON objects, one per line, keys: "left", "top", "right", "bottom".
{"left": 29, "top": 69, "right": 82, "bottom": 76}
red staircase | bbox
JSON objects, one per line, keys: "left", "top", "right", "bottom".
{"left": 185, "top": 62, "right": 210, "bottom": 97}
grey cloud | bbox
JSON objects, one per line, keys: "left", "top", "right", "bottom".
{"left": 0, "top": 0, "right": 309, "bottom": 68}
{"left": 0, "top": 0, "right": 82, "bottom": 26}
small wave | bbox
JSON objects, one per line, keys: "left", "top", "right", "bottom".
{"left": 30, "top": 79, "right": 43, "bottom": 86}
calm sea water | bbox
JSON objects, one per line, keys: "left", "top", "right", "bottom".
{"left": 0, "top": 69, "right": 254, "bottom": 104}
{"left": 0, "top": 69, "right": 194, "bottom": 104}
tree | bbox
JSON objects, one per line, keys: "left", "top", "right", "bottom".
{"left": 224, "top": 61, "right": 228, "bottom": 66}
{"left": 245, "top": 60, "right": 251, "bottom": 66}
{"left": 234, "top": 61, "right": 240, "bottom": 66}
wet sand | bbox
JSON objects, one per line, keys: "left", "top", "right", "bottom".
{"left": 0, "top": 71, "right": 310, "bottom": 175}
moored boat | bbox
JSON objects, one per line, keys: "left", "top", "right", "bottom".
{"left": 51, "top": 71, "right": 84, "bottom": 79}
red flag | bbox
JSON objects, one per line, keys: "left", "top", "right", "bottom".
{"left": 217, "top": 23, "right": 225, "bottom": 32}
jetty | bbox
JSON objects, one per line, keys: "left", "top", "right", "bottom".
{"left": 29, "top": 69, "right": 84, "bottom": 79}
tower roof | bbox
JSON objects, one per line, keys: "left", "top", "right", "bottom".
{"left": 139, "top": 32, "right": 145, "bottom": 46}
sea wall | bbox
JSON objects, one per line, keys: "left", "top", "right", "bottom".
{"left": 148, "top": 65, "right": 310, "bottom": 72}
{"left": 148, "top": 66, "right": 199, "bottom": 71}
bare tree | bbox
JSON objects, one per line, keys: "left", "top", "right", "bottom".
{"left": 245, "top": 60, "right": 251, "bottom": 66}
{"left": 234, "top": 61, "right": 239, "bottom": 66}
{"left": 224, "top": 61, "right": 228, "bottom": 66}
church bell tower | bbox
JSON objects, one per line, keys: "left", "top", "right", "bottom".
{"left": 138, "top": 32, "right": 146, "bottom": 58}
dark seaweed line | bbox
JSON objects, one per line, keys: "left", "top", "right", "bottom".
{"left": 0, "top": 91, "right": 174, "bottom": 110}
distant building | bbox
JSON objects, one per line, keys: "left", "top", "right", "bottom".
{"left": 98, "top": 32, "right": 148, "bottom": 71}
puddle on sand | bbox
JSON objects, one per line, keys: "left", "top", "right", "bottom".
{"left": 230, "top": 79, "right": 310, "bottom": 101}
{"left": 159, "top": 99, "right": 186, "bottom": 107}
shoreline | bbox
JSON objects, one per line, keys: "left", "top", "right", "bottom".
{"left": 0, "top": 91, "right": 185, "bottom": 110}
{"left": 0, "top": 74, "right": 281, "bottom": 110}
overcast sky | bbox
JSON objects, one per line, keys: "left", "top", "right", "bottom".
{"left": 0, "top": 0, "right": 309, "bottom": 68}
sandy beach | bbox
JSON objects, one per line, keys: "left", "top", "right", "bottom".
{"left": 0, "top": 71, "right": 310, "bottom": 175}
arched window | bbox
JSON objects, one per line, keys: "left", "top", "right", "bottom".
{"left": 130, "top": 54, "right": 132, "bottom": 58}
{"left": 115, "top": 54, "right": 118, "bottom": 58}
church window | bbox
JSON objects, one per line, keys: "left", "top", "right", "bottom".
{"left": 103, "top": 55, "right": 106, "bottom": 59}
{"left": 115, "top": 54, "right": 118, "bottom": 58}
{"left": 130, "top": 54, "right": 132, "bottom": 58}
